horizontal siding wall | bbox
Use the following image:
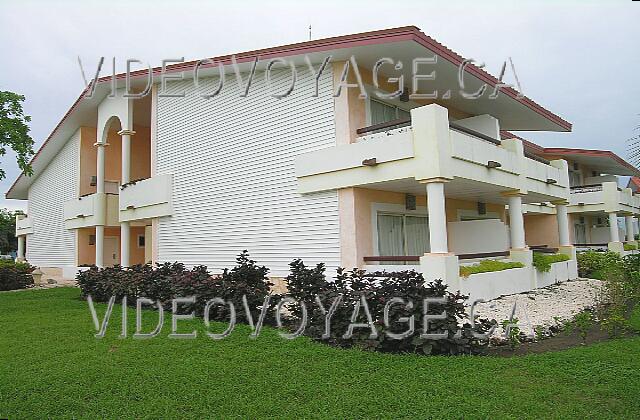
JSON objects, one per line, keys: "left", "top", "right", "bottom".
{"left": 156, "top": 66, "right": 340, "bottom": 276}
{"left": 27, "top": 131, "right": 79, "bottom": 267}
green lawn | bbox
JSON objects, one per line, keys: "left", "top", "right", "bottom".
{"left": 1, "top": 288, "right": 640, "bottom": 419}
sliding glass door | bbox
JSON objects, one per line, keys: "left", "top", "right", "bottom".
{"left": 377, "top": 213, "right": 430, "bottom": 262}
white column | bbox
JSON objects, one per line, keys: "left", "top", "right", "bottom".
{"left": 95, "top": 142, "right": 107, "bottom": 194}
{"left": 118, "top": 129, "right": 135, "bottom": 267}
{"left": 121, "top": 222, "right": 130, "bottom": 267}
{"left": 608, "top": 212, "right": 620, "bottom": 242}
{"left": 17, "top": 236, "right": 25, "bottom": 261}
{"left": 556, "top": 203, "right": 571, "bottom": 247}
{"left": 625, "top": 215, "right": 635, "bottom": 242}
{"left": 508, "top": 195, "right": 526, "bottom": 249}
{"left": 425, "top": 181, "right": 448, "bottom": 254}
{"left": 95, "top": 225, "right": 104, "bottom": 267}
{"left": 95, "top": 141, "right": 108, "bottom": 267}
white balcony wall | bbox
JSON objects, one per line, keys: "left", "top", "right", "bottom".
{"left": 15, "top": 216, "right": 33, "bottom": 235}
{"left": 63, "top": 193, "right": 119, "bottom": 229}
{"left": 448, "top": 219, "right": 510, "bottom": 255}
{"left": 119, "top": 174, "right": 173, "bottom": 222}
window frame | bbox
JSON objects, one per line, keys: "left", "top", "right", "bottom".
{"left": 364, "top": 84, "right": 419, "bottom": 126}
{"left": 371, "top": 203, "right": 429, "bottom": 257}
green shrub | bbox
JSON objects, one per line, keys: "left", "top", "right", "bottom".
{"left": 0, "top": 260, "right": 35, "bottom": 291}
{"left": 532, "top": 253, "right": 570, "bottom": 273}
{"left": 287, "top": 261, "right": 495, "bottom": 355}
{"left": 577, "top": 251, "right": 622, "bottom": 279}
{"left": 77, "top": 251, "right": 274, "bottom": 321}
{"left": 459, "top": 260, "right": 524, "bottom": 278}
{"left": 624, "top": 243, "right": 637, "bottom": 251}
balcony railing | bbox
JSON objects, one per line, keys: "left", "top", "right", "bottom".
{"left": 295, "top": 104, "right": 569, "bottom": 200}
{"left": 63, "top": 193, "right": 119, "bottom": 229}
{"left": 570, "top": 184, "right": 604, "bottom": 194}
{"left": 119, "top": 174, "right": 173, "bottom": 222}
{"left": 15, "top": 215, "right": 33, "bottom": 235}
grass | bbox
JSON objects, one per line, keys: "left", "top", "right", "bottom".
{"left": 2, "top": 288, "right": 640, "bottom": 418}
{"left": 533, "top": 252, "right": 571, "bottom": 273}
{"left": 459, "top": 259, "right": 524, "bottom": 278}
{"left": 624, "top": 243, "right": 638, "bottom": 251}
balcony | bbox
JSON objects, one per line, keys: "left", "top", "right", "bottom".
{"left": 63, "top": 193, "right": 119, "bottom": 229}
{"left": 295, "top": 104, "right": 569, "bottom": 204}
{"left": 15, "top": 215, "right": 33, "bottom": 235}
{"left": 119, "top": 174, "right": 173, "bottom": 222}
{"left": 568, "top": 181, "right": 640, "bottom": 214}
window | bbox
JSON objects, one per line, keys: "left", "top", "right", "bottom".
{"left": 370, "top": 99, "right": 410, "bottom": 125}
{"left": 137, "top": 235, "right": 145, "bottom": 248}
{"left": 568, "top": 171, "right": 581, "bottom": 187}
{"left": 376, "top": 213, "right": 430, "bottom": 259}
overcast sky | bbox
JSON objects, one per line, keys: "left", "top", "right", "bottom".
{"left": 1, "top": 0, "right": 639, "bottom": 210}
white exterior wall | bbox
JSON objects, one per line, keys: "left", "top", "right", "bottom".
{"left": 156, "top": 67, "right": 340, "bottom": 276}
{"left": 27, "top": 131, "right": 79, "bottom": 267}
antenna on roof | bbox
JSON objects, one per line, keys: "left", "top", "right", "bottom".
{"left": 309, "top": 24, "right": 312, "bottom": 41}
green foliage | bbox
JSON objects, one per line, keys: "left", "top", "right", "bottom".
{"left": 624, "top": 243, "right": 638, "bottom": 251}
{"left": 287, "top": 260, "right": 494, "bottom": 355}
{"left": 459, "top": 259, "right": 524, "bottom": 278}
{"left": 0, "top": 259, "right": 34, "bottom": 291}
{"left": 593, "top": 253, "right": 640, "bottom": 338}
{"left": 572, "top": 311, "right": 594, "bottom": 343}
{"left": 3, "top": 288, "right": 640, "bottom": 418}
{"left": 77, "top": 251, "right": 274, "bottom": 322}
{"left": 534, "top": 325, "right": 547, "bottom": 341}
{"left": 0, "top": 91, "right": 35, "bottom": 180}
{"left": 532, "top": 252, "right": 570, "bottom": 273}
{"left": 577, "top": 251, "right": 622, "bottom": 279}
{"left": 500, "top": 318, "right": 521, "bottom": 349}
{"left": 0, "top": 208, "right": 24, "bottom": 254}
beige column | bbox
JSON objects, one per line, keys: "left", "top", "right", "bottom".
{"left": 118, "top": 129, "right": 136, "bottom": 267}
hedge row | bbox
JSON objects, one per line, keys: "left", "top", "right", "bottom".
{"left": 0, "top": 260, "right": 35, "bottom": 291}
{"left": 77, "top": 251, "right": 494, "bottom": 355}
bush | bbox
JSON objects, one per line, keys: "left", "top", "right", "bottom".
{"left": 77, "top": 251, "right": 274, "bottom": 321}
{"left": 577, "top": 251, "right": 622, "bottom": 279}
{"left": 624, "top": 243, "right": 637, "bottom": 251}
{"left": 78, "top": 253, "right": 494, "bottom": 356}
{"left": 0, "top": 260, "right": 35, "bottom": 291}
{"left": 459, "top": 260, "right": 524, "bottom": 278}
{"left": 286, "top": 260, "right": 495, "bottom": 355}
{"left": 532, "top": 253, "right": 570, "bottom": 273}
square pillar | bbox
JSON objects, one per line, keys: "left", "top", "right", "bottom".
{"left": 419, "top": 253, "right": 460, "bottom": 290}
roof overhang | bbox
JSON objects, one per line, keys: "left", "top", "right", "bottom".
{"left": 543, "top": 148, "right": 640, "bottom": 177}
{"left": 6, "top": 26, "right": 571, "bottom": 200}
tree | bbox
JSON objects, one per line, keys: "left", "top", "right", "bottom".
{"left": 0, "top": 208, "right": 23, "bottom": 254}
{"left": 0, "top": 91, "right": 35, "bottom": 180}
